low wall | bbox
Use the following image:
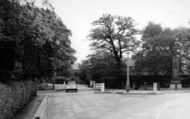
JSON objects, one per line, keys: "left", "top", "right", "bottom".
{"left": 0, "top": 80, "right": 37, "bottom": 119}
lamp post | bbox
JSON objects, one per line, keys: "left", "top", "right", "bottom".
{"left": 125, "top": 53, "right": 130, "bottom": 92}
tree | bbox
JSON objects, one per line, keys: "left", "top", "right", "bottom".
{"left": 0, "top": 0, "right": 76, "bottom": 81}
{"left": 172, "top": 27, "right": 190, "bottom": 73}
{"left": 134, "top": 23, "right": 173, "bottom": 75}
{"left": 89, "top": 14, "right": 139, "bottom": 68}
{"left": 134, "top": 22, "right": 190, "bottom": 76}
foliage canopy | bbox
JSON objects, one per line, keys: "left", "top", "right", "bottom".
{"left": 0, "top": 0, "right": 76, "bottom": 80}
{"left": 89, "top": 14, "right": 139, "bottom": 67}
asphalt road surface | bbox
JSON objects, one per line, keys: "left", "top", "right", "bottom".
{"left": 44, "top": 85, "right": 190, "bottom": 119}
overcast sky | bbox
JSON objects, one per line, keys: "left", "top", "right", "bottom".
{"left": 48, "top": 0, "right": 190, "bottom": 63}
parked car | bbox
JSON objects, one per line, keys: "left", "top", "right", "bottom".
{"left": 66, "top": 81, "right": 78, "bottom": 92}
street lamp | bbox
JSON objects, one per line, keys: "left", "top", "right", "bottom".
{"left": 125, "top": 52, "right": 130, "bottom": 92}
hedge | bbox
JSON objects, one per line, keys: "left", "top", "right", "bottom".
{"left": 0, "top": 80, "right": 37, "bottom": 119}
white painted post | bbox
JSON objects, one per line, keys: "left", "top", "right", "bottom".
{"left": 90, "top": 81, "right": 94, "bottom": 87}
{"left": 126, "top": 58, "right": 130, "bottom": 92}
{"left": 93, "top": 81, "right": 96, "bottom": 88}
{"left": 101, "top": 83, "right": 105, "bottom": 92}
{"left": 125, "top": 54, "right": 130, "bottom": 92}
{"left": 153, "top": 83, "right": 157, "bottom": 92}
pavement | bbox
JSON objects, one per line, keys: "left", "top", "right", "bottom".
{"left": 14, "top": 84, "right": 190, "bottom": 119}
{"left": 14, "top": 95, "right": 44, "bottom": 119}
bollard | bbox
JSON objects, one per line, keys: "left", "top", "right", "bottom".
{"left": 153, "top": 83, "right": 157, "bottom": 92}
{"left": 89, "top": 81, "right": 92, "bottom": 87}
{"left": 91, "top": 81, "right": 95, "bottom": 87}
{"left": 101, "top": 83, "right": 105, "bottom": 92}
{"left": 93, "top": 81, "right": 96, "bottom": 88}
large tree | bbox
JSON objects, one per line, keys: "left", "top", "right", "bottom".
{"left": 0, "top": 0, "right": 76, "bottom": 80}
{"left": 134, "top": 22, "right": 190, "bottom": 75}
{"left": 89, "top": 14, "right": 139, "bottom": 68}
{"left": 134, "top": 22, "right": 172, "bottom": 75}
{"left": 172, "top": 27, "right": 190, "bottom": 73}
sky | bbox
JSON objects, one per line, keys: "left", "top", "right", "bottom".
{"left": 47, "top": 0, "right": 190, "bottom": 63}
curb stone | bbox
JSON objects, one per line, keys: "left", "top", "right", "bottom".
{"left": 33, "top": 95, "right": 48, "bottom": 119}
{"left": 95, "top": 91, "right": 162, "bottom": 95}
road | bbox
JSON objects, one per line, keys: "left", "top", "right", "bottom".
{"left": 44, "top": 85, "right": 190, "bottom": 119}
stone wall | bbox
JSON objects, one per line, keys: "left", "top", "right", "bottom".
{"left": 0, "top": 80, "right": 37, "bottom": 119}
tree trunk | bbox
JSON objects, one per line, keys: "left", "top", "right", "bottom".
{"left": 114, "top": 57, "right": 123, "bottom": 89}
{"left": 116, "top": 57, "right": 121, "bottom": 69}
